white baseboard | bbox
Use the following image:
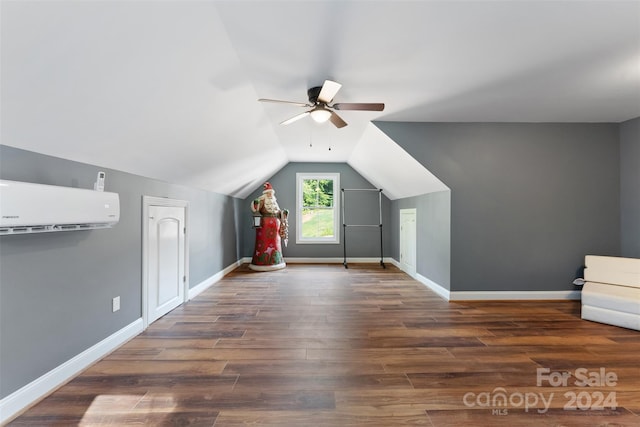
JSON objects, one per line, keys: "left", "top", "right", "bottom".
{"left": 0, "top": 318, "right": 144, "bottom": 425}
{"left": 188, "top": 259, "right": 245, "bottom": 300}
{"left": 387, "top": 258, "right": 401, "bottom": 269}
{"left": 410, "top": 272, "right": 581, "bottom": 302}
{"left": 449, "top": 290, "right": 582, "bottom": 301}
{"left": 240, "top": 257, "right": 393, "bottom": 265}
{"left": 282, "top": 257, "right": 394, "bottom": 264}
{"left": 416, "top": 273, "right": 451, "bottom": 300}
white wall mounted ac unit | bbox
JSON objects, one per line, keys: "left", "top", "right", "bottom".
{"left": 0, "top": 179, "right": 120, "bottom": 235}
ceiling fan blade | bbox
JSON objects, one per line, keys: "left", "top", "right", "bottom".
{"left": 317, "top": 80, "right": 342, "bottom": 104}
{"left": 259, "top": 98, "right": 310, "bottom": 107}
{"left": 332, "top": 103, "right": 385, "bottom": 111}
{"left": 329, "top": 111, "right": 347, "bottom": 128}
{"left": 281, "top": 111, "right": 310, "bottom": 125}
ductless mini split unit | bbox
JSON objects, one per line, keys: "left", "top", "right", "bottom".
{"left": 0, "top": 179, "right": 120, "bottom": 235}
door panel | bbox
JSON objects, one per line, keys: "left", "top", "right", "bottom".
{"left": 148, "top": 205, "right": 185, "bottom": 324}
{"left": 400, "top": 209, "right": 417, "bottom": 278}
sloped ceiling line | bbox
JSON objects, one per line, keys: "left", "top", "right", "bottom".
{"left": 2, "top": 1, "right": 638, "bottom": 198}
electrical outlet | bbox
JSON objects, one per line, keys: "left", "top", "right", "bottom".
{"left": 112, "top": 296, "right": 120, "bottom": 312}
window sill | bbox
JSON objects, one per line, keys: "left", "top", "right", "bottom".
{"left": 295, "top": 239, "right": 340, "bottom": 245}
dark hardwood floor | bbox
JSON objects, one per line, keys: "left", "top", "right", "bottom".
{"left": 8, "top": 263, "right": 640, "bottom": 426}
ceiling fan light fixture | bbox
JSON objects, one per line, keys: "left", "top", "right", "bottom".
{"left": 258, "top": 80, "right": 383, "bottom": 128}
{"left": 310, "top": 107, "right": 332, "bottom": 123}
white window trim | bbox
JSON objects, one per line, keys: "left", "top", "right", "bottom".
{"left": 296, "top": 172, "right": 340, "bottom": 244}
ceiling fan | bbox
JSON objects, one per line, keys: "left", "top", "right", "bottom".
{"left": 258, "top": 80, "right": 384, "bottom": 128}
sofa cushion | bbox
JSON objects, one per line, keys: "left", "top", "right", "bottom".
{"left": 582, "top": 281, "right": 640, "bottom": 315}
{"left": 584, "top": 255, "right": 640, "bottom": 288}
{"left": 581, "top": 304, "right": 640, "bottom": 331}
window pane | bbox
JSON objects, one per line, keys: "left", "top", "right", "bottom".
{"left": 301, "top": 207, "right": 335, "bottom": 238}
{"left": 296, "top": 173, "right": 340, "bottom": 244}
{"left": 302, "top": 178, "right": 334, "bottom": 238}
{"left": 302, "top": 179, "right": 333, "bottom": 208}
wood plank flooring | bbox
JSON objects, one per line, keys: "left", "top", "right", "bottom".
{"left": 8, "top": 263, "right": 640, "bottom": 426}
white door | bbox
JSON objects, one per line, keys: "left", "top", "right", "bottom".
{"left": 400, "top": 209, "right": 417, "bottom": 278}
{"left": 147, "top": 205, "right": 185, "bottom": 324}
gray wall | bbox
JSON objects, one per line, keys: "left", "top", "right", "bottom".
{"left": 242, "top": 163, "right": 391, "bottom": 260}
{"left": 0, "top": 145, "right": 243, "bottom": 398}
{"left": 620, "top": 117, "right": 640, "bottom": 258}
{"left": 390, "top": 190, "right": 451, "bottom": 290}
{"left": 2, "top": 119, "right": 633, "bottom": 399}
{"left": 377, "top": 122, "right": 620, "bottom": 292}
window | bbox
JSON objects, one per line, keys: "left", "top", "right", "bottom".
{"left": 296, "top": 173, "right": 340, "bottom": 244}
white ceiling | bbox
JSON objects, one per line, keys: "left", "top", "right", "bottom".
{"left": 2, "top": 1, "right": 639, "bottom": 199}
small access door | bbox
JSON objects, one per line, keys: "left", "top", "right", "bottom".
{"left": 143, "top": 197, "right": 188, "bottom": 327}
{"left": 399, "top": 208, "right": 417, "bottom": 278}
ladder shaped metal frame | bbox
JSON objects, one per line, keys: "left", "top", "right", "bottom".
{"left": 341, "top": 188, "right": 385, "bottom": 269}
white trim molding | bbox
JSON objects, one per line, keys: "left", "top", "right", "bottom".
{"left": 283, "top": 257, "right": 395, "bottom": 264}
{"left": 407, "top": 265, "right": 581, "bottom": 302}
{"left": 188, "top": 259, "right": 246, "bottom": 299}
{"left": 387, "top": 258, "right": 401, "bottom": 269}
{"left": 416, "top": 273, "right": 451, "bottom": 301}
{"left": 0, "top": 319, "right": 143, "bottom": 425}
{"left": 449, "top": 290, "right": 582, "bottom": 301}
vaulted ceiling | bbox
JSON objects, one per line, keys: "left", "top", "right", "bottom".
{"left": 2, "top": 1, "right": 639, "bottom": 199}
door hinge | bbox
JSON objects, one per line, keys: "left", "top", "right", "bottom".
{"left": 183, "top": 227, "right": 186, "bottom": 234}
{"left": 183, "top": 276, "right": 186, "bottom": 283}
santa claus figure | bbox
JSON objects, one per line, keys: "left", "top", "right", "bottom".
{"left": 249, "top": 182, "right": 288, "bottom": 271}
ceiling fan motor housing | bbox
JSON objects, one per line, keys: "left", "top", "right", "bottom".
{"left": 258, "top": 80, "right": 382, "bottom": 129}
{"left": 307, "top": 86, "right": 324, "bottom": 104}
